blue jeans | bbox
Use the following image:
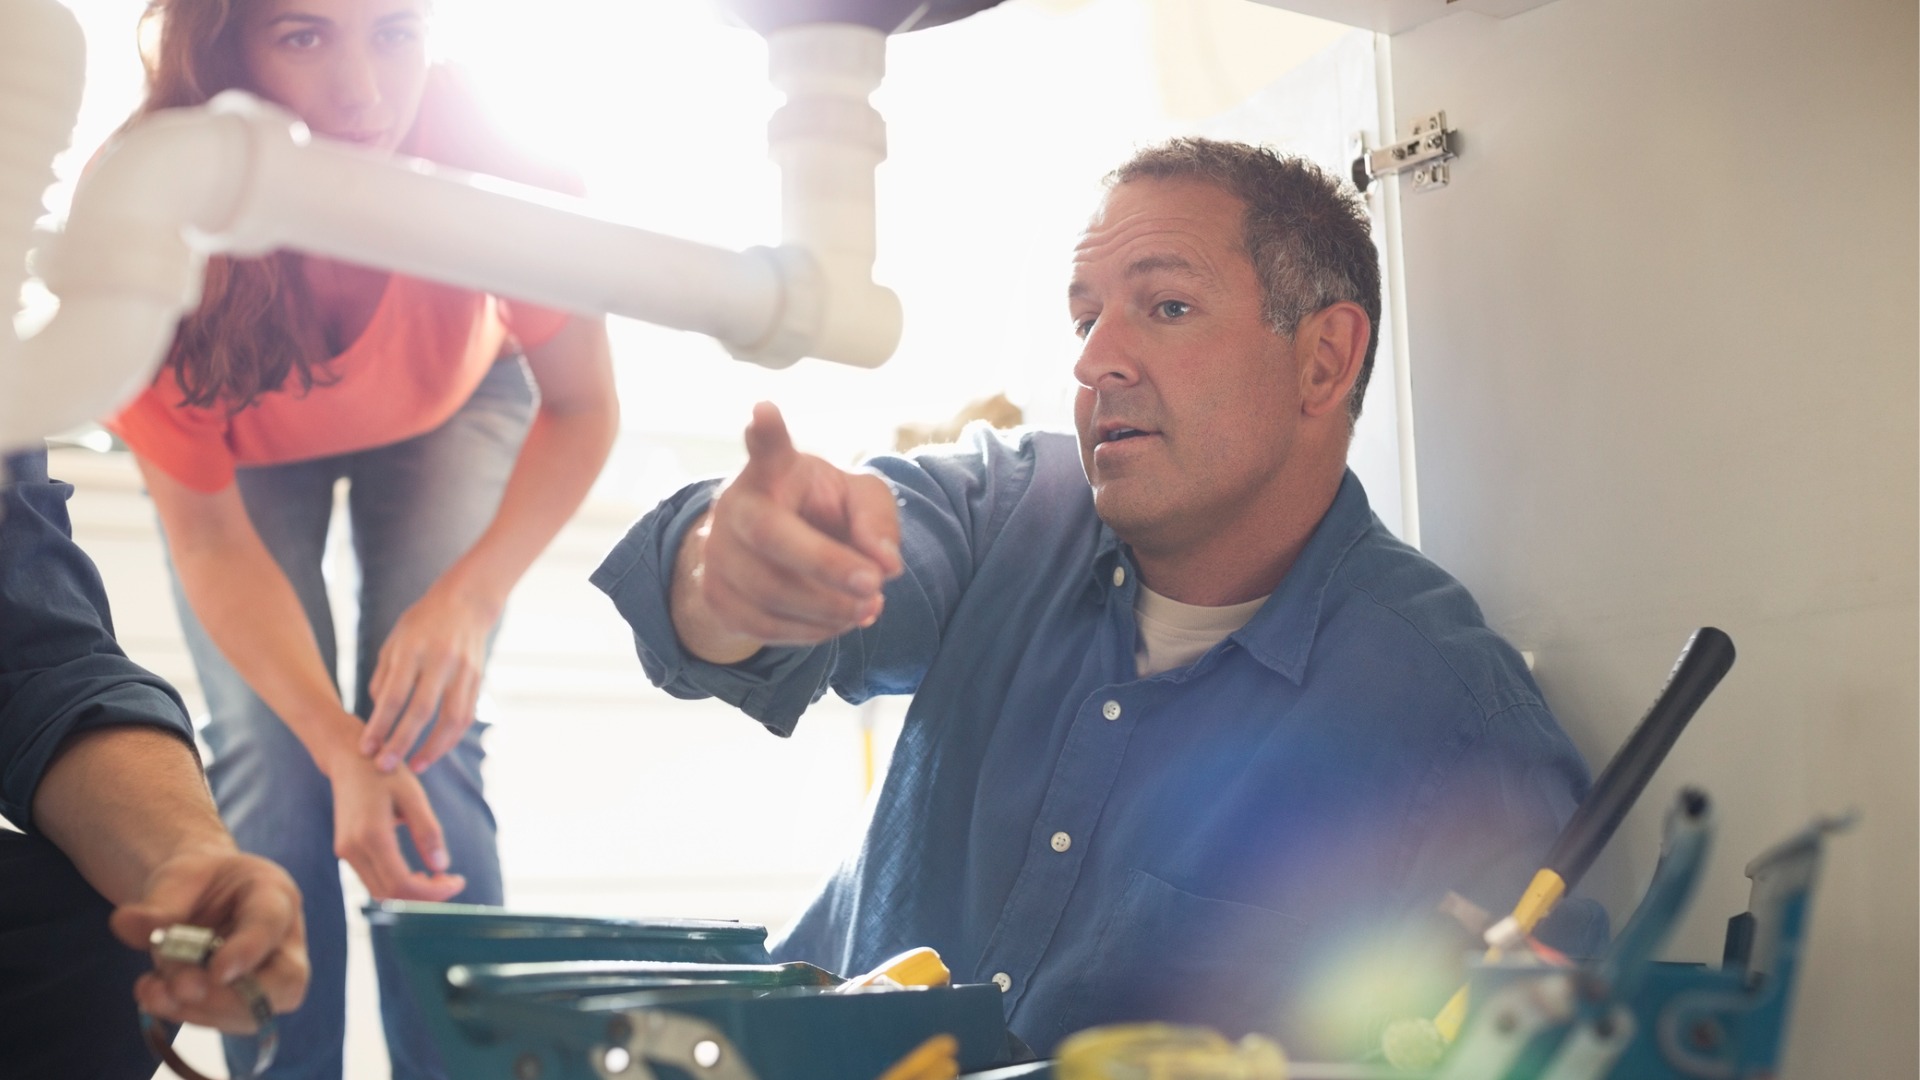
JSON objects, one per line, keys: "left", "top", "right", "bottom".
{"left": 170, "top": 359, "right": 534, "bottom": 1080}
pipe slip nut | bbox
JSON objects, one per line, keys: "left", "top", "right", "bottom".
{"left": 726, "top": 245, "right": 824, "bottom": 369}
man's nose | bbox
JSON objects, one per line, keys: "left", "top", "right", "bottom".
{"left": 1072, "top": 316, "right": 1141, "bottom": 390}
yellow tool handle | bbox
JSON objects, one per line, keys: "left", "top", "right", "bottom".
{"left": 844, "top": 946, "right": 951, "bottom": 989}
{"left": 1507, "top": 867, "right": 1570, "bottom": 937}
{"left": 875, "top": 1034, "right": 960, "bottom": 1080}
{"left": 1055, "top": 1024, "right": 1287, "bottom": 1080}
{"left": 1432, "top": 868, "right": 1568, "bottom": 1041}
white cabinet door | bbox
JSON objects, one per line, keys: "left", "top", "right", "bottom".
{"left": 1381, "top": 1, "right": 1917, "bottom": 1076}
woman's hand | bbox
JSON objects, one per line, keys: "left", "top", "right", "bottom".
{"left": 109, "top": 850, "right": 309, "bottom": 1033}
{"left": 361, "top": 577, "right": 501, "bottom": 774}
{"left": 325, "top": 747, "right": 467, "bottom": 901}
{"left": 359, "top": 315, "right": 618, "bottom": 774}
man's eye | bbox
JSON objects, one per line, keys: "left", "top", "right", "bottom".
{"left": 1072, "top": 317, "right": 1096, "bottom": 339}
{"left": 376, "top": 26, "right": 419, "bottom": 47}
{"left": 1156, "top": 300, "right": 1191, "bottom": 320}
{"left": 281, "top": 29, "right": 321, "bottom": 49}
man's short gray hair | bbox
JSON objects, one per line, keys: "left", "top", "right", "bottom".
{"left": 1106, "top": 138, "right": 1382, "bottom": 424}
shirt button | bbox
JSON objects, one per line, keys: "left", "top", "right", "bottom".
{"left": 992, "top": 972, "right": 1012, "bottom": 992}
{"left": 1050, "top": 831, "right": 1072, "bottom": 852}
{"left": 1112, "top": 566, "right": 1126, "bottom": 587}
{"left": 1102, "top": 700, "right": 1122, "bottom": 721}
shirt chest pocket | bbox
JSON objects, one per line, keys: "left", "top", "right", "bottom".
{"left": 1060, "top": 869, "right": 1310, "bottom": 1042}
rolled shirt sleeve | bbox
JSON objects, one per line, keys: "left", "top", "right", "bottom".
{"left": 589, "top": 477, "right": 835, "bottom": 736}
{"left": 0, "top": 449, "right": 196, "bottom": 831}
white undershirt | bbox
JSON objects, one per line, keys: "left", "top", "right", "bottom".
{"left": 1133, "top": 584, "right": 1268, "bottom": 677}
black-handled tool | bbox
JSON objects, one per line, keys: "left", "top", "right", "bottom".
{"left": 1429, "top": 626, "right": 1736, "bottom": 1041}
{"left": 1540, "top": 627, "right": 1735, "bottom": 889}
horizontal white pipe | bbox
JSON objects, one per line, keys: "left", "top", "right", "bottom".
{"left": 6, "top": 25, "right": 909, "bottom": 449}
{"left": 208, "top": 94, "right": 783, "bottom": 346}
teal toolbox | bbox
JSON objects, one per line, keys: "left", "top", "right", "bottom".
{"left": 368, "top": 903, "right": 1014, "bottom": 1079}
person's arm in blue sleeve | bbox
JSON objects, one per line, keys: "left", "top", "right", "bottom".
{"left": 592, "top": 404, "right": 1032, "bottom": 735}
{"left": 1339, "top": 701, "right": 1609, "bottom": 1049}
{"left": 0, "top": 448, "right": 309, "bottom": 1031}
{"left": 1288, "top": 701, "right": 1609, "bottom": 1055}
{"left": 1398, "top": 702, "right": 1609, "bottom": 958}
{"left": 0, "top": 448, "right": 196, "bottom": 829}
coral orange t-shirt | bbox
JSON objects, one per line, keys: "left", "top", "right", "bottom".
{"left": 108, "top": 67, "right": 584, "bottom": 493}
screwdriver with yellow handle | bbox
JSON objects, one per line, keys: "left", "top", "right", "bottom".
{"left": 1425, "top": 627, "right": 1737, "bottom": 1048}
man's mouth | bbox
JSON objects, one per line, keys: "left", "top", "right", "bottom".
{"left": 1101, "top": 427, "right": 1153, "bottom": 444}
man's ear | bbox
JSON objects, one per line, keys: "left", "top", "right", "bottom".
{"left": 1296, "top": 301, "right": 1371, "bottom": 419}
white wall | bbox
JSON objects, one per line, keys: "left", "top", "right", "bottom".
{"left": 1385, "top": 0, "right": 1917, "bottom": 1074}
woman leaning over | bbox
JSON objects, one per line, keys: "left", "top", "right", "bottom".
{"left": 103, "top": 1, "right": 619, "bottom": 1077}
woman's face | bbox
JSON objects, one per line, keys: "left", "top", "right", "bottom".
{"left": 239, "top": 0, "right": 430, "bottom": 153}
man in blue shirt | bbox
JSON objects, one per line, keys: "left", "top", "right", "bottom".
{"left": 593, "top": 138, "right": 1604, "bottom": 1056}
{"left": 0, "top": 447, "right": 309, "bottom": 1075}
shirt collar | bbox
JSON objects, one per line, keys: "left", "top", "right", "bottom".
{"left": 1092, "top": 469, "right": 1375, "bottom": 685}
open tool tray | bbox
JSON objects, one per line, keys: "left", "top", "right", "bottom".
{"left": 1423, "top": 803, "right": 1850, "bottom": 1080}
{"left": 369, "top": 903, "right": 1016, "bottom": 1080}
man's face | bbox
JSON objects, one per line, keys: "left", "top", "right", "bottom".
{"left": 1069, "top": 178, "right": 1301, "bottom": 554}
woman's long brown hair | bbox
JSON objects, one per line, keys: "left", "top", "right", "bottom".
{"left": 131, "top": 0, "right": 328, "bottom": 413}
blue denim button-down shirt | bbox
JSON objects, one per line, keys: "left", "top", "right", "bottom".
{"left": 1, "top": 449, "right": 196, "bottom": 830}
{"left": 593, "top": 428, "right": 1604, "bottom": 1055}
